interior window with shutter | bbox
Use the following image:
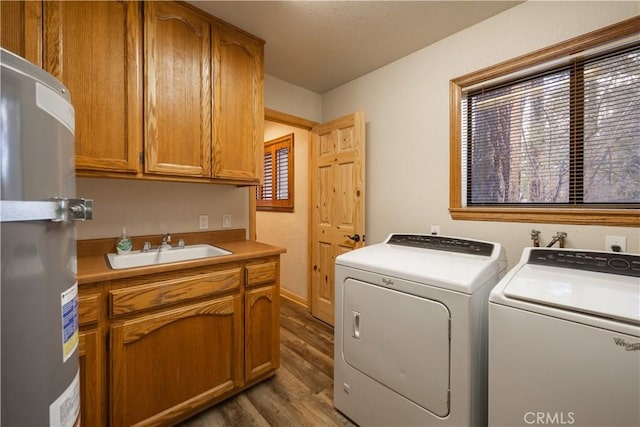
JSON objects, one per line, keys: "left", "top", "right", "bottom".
{"left": 257, "top": 133, "right": 294, "bottom": 212}
{"left": 450, "top": 18, "right": 639, "bottom": 226}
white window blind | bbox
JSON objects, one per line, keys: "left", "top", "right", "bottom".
{"left": 276, "top": 147, "right": 289, "bottom": 200}
{"left": 462, "top": 43, "right": 640, "bottom": 207}
{"left": 261, "top": 151, "right": 273, "bottom": 200}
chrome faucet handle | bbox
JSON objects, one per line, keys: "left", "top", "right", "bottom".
{"left": 177, "top": 239, "right": 185, "bottom": 249}
{"left": 142, "top": 241, "right": 152, "bottom": 252}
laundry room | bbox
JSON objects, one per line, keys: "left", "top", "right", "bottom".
{"left": 1, "top": 0, "right": 637, "bottom": 426}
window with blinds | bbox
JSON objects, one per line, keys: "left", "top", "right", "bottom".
{"left": 463, "top": 43, "right": 639, "bottom": 207}
{"left": 450, "top": 18, "right": 640, "bottom": 226}
{"left": 257, "top": 133, "right": 294, "bottom": 212}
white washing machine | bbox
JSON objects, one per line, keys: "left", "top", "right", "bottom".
{"left": 334, "top": 233, "right": 507, "bottom": 426}
{"left": 489, "top": 247, "right": 640, "bottom": 427}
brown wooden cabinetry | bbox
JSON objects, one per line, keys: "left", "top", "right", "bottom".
{"left": 78, "top": 285, "right": 106, "bottom": 427}
{"left": 43, "top": 0, "right": 142, "bottom": 173}
{"left": 108, "top": 264, "right": 245, "bottom": 426}
{"left": 244, "top": 260, "right": 280, "bottom": 382}
{"left": 0, "top": 0, "right": 41, "bottom": 65}
{"left": 5, "top": 0, "right": 263, "bottom": 183}
{"left": 76, "top": 251, "right": 280, "bottom": 425}
{"left": 144, "top": 1, "right": 212, "bottom": 177}
{"left": 213, "top": 24, "right": 264, "bottom": 181}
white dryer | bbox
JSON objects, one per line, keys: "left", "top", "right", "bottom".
{"left": 334, "top": 234, "right": 507, "bottom": 426}
{"left": 489, "top": 247, "right": 640, "bottom": 427}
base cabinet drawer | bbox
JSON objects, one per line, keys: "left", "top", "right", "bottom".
{"left": 109, "top": 267, "right": 242, "bottom": 316}
{"left": 110, "top": 296, "right": 243, "bottom": 427}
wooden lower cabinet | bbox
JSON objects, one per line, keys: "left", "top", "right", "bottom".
{"left": 78, "top": 286, "right": 106, "bottom": 427}
{"left": 245, "top": 284, "right": 279, "bottom": 382}
{"left": 110, "top": 296, "right": 243, "bottom": 427}
{"left": 85, "top": 256, "right": 281, "bottom": 426}
{"left": 79, "top": 329, "right": 102, "bottom": 427}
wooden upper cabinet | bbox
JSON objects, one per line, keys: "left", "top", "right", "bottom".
{"left": 43, "top": 0, "right": 142, "bottom": 173}
{"left": 1, "top": 0, "right": 42, "bottom": 66}
{"left": 212, "top": 25, "right": 264, "bottom": 181}
{"left": 144, "top": 1, "right": 212, "bottom": 177}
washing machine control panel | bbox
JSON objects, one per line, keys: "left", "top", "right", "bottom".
{"left": 528, "top": 249, "right": 640, "bottom": 277}
{"left": 386, "top": 234, "right": 494, "bottom": 256}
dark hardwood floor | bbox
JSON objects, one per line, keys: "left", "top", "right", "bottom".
{"left": 180, "top": 298, "right": 356, "bottom": 427}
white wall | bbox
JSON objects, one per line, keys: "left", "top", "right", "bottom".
{"left": 76, "top": 178, "right": 249, "bottom": 240}
{"left": 257, "top": 122, "right": 310, "bottom": 301}
{"left": 320, "top": 1, "right": 639, "bottom": 268}
{"left": 265, "top": 74, "right": 323, "bottom": 122}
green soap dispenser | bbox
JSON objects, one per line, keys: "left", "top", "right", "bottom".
{"left": 116, "top": 227, "right": 132, "bottom": 254}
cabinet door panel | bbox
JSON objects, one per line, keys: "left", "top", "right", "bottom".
{"left": 0, "top": 1, "right": 41, "bottom": 65}
{"left": 213, "top": 25, "right": 263, "bottom": 180}
{"left": 144, "top": 1, "right": 211, "bottom": 177}
{"left": 79, "top": 328, "right": 105, "bottom": 427}
{"left": 110, "top": 296, "right": 242, "bottom": 427}
{"left": 245, "top": 284, "right": 279, "bottom": 382}
{"left": 43, "top": 0, "right": 142, "bottom": 173}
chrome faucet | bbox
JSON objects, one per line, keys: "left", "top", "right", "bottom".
{"left": 158, "top": 233, "right": 172, "bottom": 251}
{"left": 546, "top": 231, "right": 567, "bottom": 248}
{"left": 530, "top": 229, "right": 541, "bottom": 247}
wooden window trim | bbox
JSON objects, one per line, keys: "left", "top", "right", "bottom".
{"left": 449, "top": 16, "right": 640, "bottom": 227}
{"left": 257, "top": 133, "right": 294, "bottom": 212}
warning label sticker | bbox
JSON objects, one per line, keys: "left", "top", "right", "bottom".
{"left": 49, "top": 369, "right": 80, "bottom": 426}
{"left": 61, "top": 283, "right": 79, "bottom": 363}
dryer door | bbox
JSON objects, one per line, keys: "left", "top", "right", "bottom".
{"left": 342, "top": 278, "right": 451, "bottom": 417}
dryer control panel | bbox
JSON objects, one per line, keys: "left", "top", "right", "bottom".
{"left": 528, "top": 249, "right": 640, "bottom": 278}
{"left": 386, "top": 234, "right": 494, "bottom": 256}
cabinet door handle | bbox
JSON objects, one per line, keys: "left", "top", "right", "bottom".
{"left": 352, "top": 311, "right": 361, "bottom": 339}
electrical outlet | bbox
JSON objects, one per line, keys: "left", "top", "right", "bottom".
{"left": 605, "top": 235, "right": 626, "bottom": 252}
{"left": 198, "top": 214, "right": 208, "bottom": 230}
{"left": 222, "top": 214, "right": 232, "bottom": 229}
{"left": 430, "top": 225, "right": 440, "bottom": 235}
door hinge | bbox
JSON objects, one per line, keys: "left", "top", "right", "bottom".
{"left": 139, "top": 152, "right": 144, "bottom": 166}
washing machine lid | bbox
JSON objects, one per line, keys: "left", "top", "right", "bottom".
{"left": 335, "top": 234, "right": 506, "bottom": 294}
{"left": 503, "top": 249, "right": 640, "bottom": 325}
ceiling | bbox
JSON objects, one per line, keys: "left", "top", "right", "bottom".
{"left": 189, "top": 1, "right": 522, "bottom": 94}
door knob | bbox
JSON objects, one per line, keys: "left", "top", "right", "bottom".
{"left": 344, "top": 234, "right": 361, "bottom": 242}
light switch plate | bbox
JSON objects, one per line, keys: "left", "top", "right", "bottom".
{"left": 222, "top": 214, "right": 232, "bottom": 229}
{"left": 198, "top": 214, "right": 208, "bottom": 230}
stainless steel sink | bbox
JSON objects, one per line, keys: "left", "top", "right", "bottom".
{"left": 106, "top": 244, "right": 231, "bottom": 270}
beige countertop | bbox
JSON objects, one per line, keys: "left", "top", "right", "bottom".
{"left": 77, "top": 230, "right": 286, "bottom": 284}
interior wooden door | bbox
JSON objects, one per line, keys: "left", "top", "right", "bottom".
{"left": 310, "top": 111, "right": 366, "bottom": 325}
